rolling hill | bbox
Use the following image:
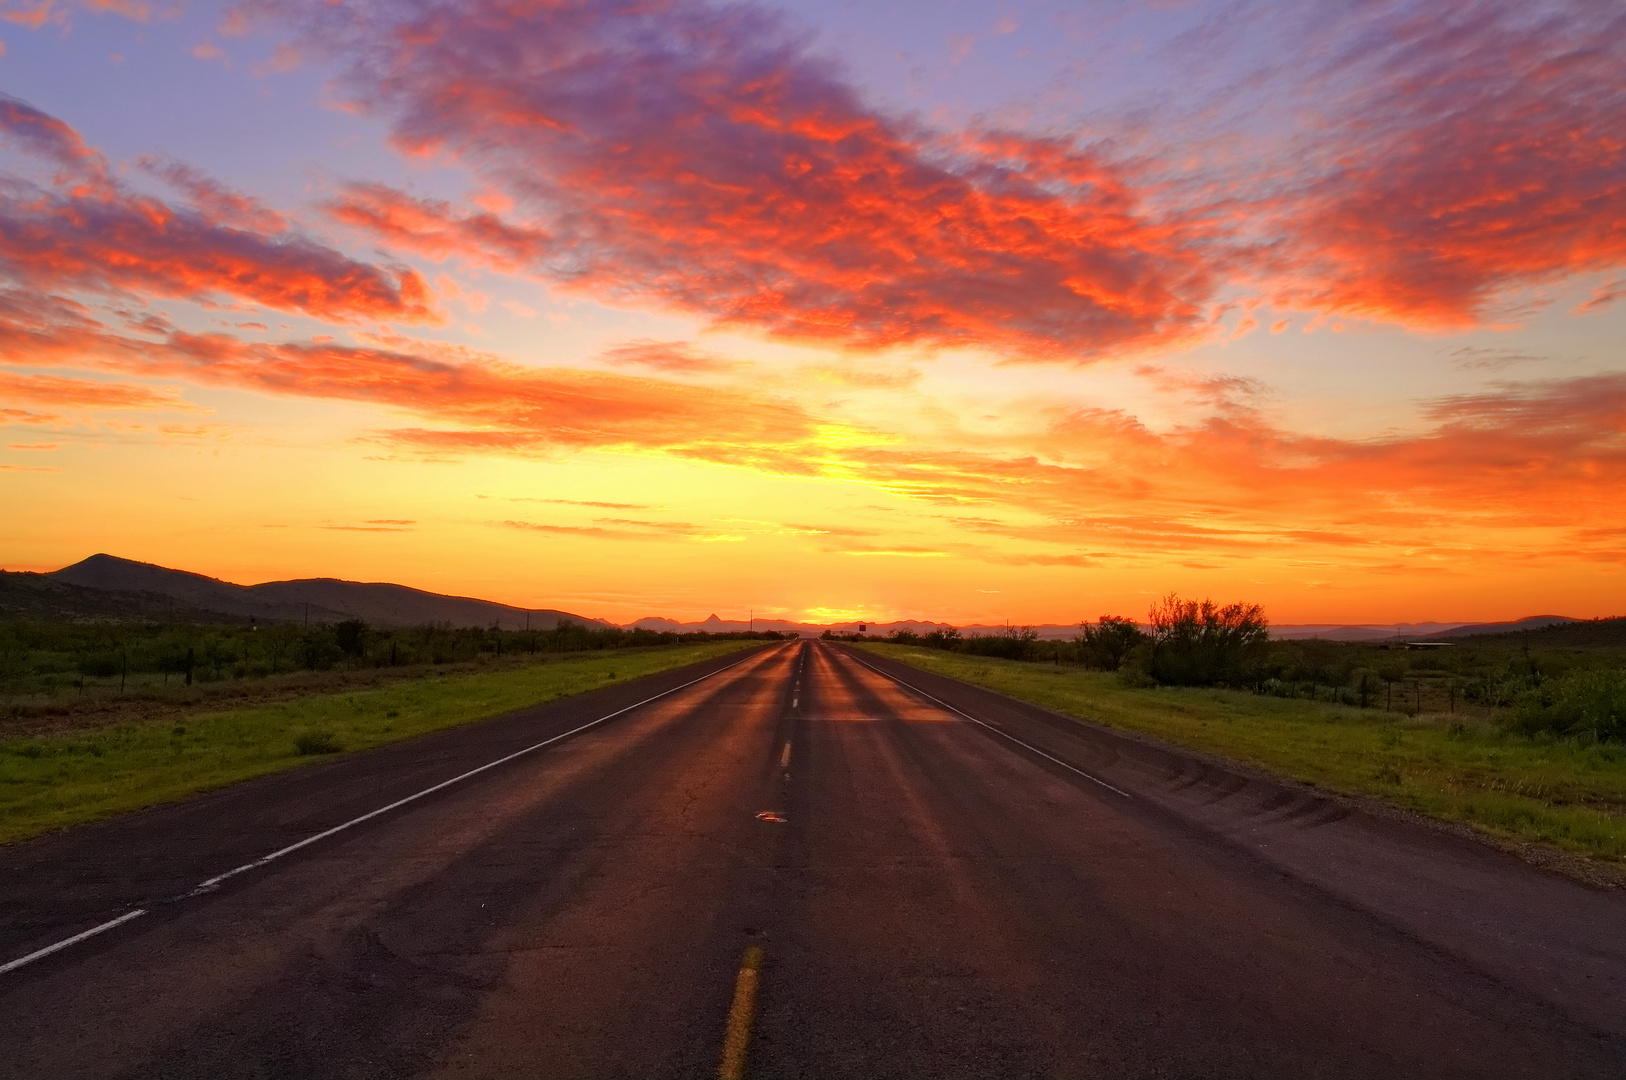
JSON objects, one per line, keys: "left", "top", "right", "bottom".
{"left": 37, "top": 555, "right": 604, "bottom": 629}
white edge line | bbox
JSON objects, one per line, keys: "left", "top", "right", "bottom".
{"left": 0, "top": 644, "right": 783, "bottom": 977}
{"left": 841, "top": 650, "right": 1132, "bottom": 799}
{"left": 0, "top": 909, "right": 148, "bottom": 976}
{"left": 189, "top": 644, "right": 777, "bottom": 893}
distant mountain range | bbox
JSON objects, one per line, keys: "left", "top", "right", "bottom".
{"left": 2, "top": 554, "right": 605, "bottom": 629}
{"left": 1267, "top": 618, "right": 1580, "bottom": 642}
{"left": 0, "top": 554, "right": 1595, "bottom": 641}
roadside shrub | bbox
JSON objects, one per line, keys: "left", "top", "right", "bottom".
{"left": 1117, "top": 646, "right": 1159, "bottom": 688}
{"left": 293, "top": 729, "right": 343, "bottom": 755}
{"left": 333, "top": 619, "right": 368, "bottom": 657}
{"left": 962, "top": 626, "right": 1040, "bottom": 661}
{"left": 1144, "top": 594, "right": 1269, "bottom": 687}
{"left": 1077, "top": 616, "right": 1144, "bottom": 671}
{"left": 1504, "top": 668, "right": 1626, "bottom": 742}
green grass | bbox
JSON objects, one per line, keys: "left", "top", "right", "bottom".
{"left": 0, "top": 642, "right": 755, "bottom": 846}
{"left": 860, "top": 644, "right": 1626, "bottom": 864}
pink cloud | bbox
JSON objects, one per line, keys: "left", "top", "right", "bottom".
{"left": 325, "top": 182, "right": 550, "bottom": 272}
{"left": 0, "top": 369, "right": 199, "bottom": 412}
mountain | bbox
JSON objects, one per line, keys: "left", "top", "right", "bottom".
{"left": 0, "top": 570, "right": 230, "bottom": 623}
{"left": 51, "top": 554, "right": 321, "bottom": 622}
{"left": 18, "top": 555, "right": 1606, "bottom": 642}
{"left": 41, "top": 555, "right": 605, "bottom": 629}
{"left": 627, "top": 615, "right": 1080, "bottom": 638}
{"left": 1421, "top": 617, "right": 1625, "bottom": 648}
{"left": 248, "top": 578, "right": 598, "bottom": 630}
{"left": 1268, "top": 617, "right": 1582, "bottom": 642}
{"left": 1270, "top": 622, "right": 1474, "bottom": 641}
{"left": 1425, "top": 616, "right": 1579, "bottom": 639}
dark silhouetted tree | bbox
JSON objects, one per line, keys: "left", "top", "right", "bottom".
{"left": 1145, "top": 594, "right": 1269, "bottom": 686}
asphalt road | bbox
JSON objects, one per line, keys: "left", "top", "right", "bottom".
{"left": 0, "top": 640, "right": 1621, "bottom": 1078}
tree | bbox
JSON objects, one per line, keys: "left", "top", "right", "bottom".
{"left": 1077, "top": 616, "right": 1143, "bottom": 671}
{"left": 1145, "top": 593, "right": 1270, "bottom": 686}
{"left": 334, "top": 619, "right": 368, "bottom": 658}
{"left": 963, "top": 625, "right": 1039, "bottom": 660}
{"left": 264, "top": 622, "right": 302, "bottom": 674}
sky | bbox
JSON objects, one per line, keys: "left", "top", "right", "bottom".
{"left": 1, "top": 0, "right": 1623, "bottom": 627}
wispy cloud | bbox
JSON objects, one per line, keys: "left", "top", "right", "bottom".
{"left": 597, "top": 339, "right": 738, "bottom": 375}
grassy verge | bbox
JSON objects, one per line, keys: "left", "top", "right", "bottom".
{"left": 859, "top": 644, "right": 1626, "bottom": 865}
{"left": 0, "top": 642, "right": 755, "bottom": 846}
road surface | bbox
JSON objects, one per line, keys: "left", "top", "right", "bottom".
{"left": 0, "top": 640, "right": 1620, "bottom": 1078}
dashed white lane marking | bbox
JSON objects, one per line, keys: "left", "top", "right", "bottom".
{"left": 0, "top": 645, "right": 789, "bottom": 977}
{"left": 780, "top": 742, "right": 792, "bottom": 769}
{"left": 841, "top": 651, "right": 1131, "bottom": 799}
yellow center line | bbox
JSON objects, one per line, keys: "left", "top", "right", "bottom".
{"left": 718, "top": 945, "right": 765, "bottom": 1080}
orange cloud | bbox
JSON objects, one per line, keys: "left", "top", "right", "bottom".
{"left": 0, "top": 94, "right": 437, "bottom": 324}
{"left": 4, "top": 275, "right": 1622, "bottom": 570}
{"left": 597, "top": 340, "right": 737, "bottom": 375}
{"left": 0, "top": 369, "right": 198, "bottom": 412}
{"left": 1260, "top": 1, "right": 1626, "bottom": 325}
{"left": 0, "top": 288, "right": 816, "bottom": 455}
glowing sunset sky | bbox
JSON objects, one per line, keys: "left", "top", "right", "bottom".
{"left": 2, "top": 0, "right": 1623, "bottom": 626}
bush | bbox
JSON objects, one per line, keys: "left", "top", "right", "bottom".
{"left": 334, "top": 619, "right": 368, "bottom": 657}
{"left": 1144, "top": 594, "right": 1269, "bottom": 687}
{"left": 1117, "top": 653, "right": 1158, "bottom": 689}
{"left": 1077, "top": 616, "right": 1143, "bottom": 671}
{"left": 962, "top": 626, "right": 1040, "bottom": 661}
{"left": 1505, "top": 669, "right": 1626, "bottom": 742}
{"left": 293, "top": 730, "right": 344, "bottom": 755}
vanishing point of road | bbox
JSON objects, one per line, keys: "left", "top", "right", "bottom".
{"left": 0, "top": 641, "right": 1621, "bottom": 1078}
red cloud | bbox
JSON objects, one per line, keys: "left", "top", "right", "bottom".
{"left": 326, "top": 182, "right": 549, "bottom": 271}
{"left": 285, "top": 0, "right": 1213, "bottom": 359}
{"left": 0, "top": 94, "right": 437, "bottom": 324}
